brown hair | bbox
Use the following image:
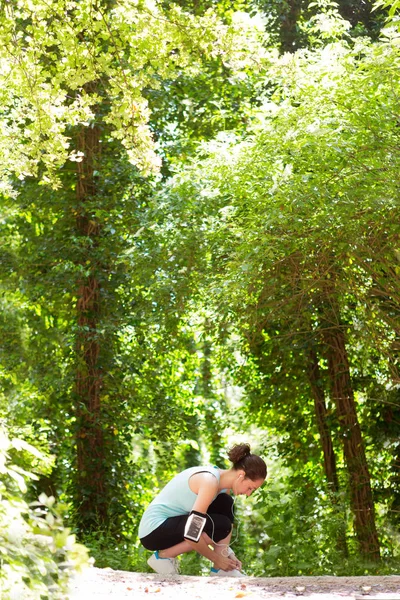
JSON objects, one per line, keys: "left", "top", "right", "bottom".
{"left": 227, "top": 443, "right": 267, "bottom": 481}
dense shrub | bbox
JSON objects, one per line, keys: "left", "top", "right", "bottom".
{"left": 0, "top": 427, "right": 90, "bottom": 599}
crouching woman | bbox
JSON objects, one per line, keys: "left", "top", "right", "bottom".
{"left": 138, "top": 443, "right": 267, "bottom": 577}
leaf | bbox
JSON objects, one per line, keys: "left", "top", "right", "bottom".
{"left": 10, "top": 464, "right": 39, "bottom": 480}
{"left": 39, "top": 493, "right": 56, "bottom": 508}
{"left": 11, "top": 438, "right": 46, "bottom": 460}
{"left": 7, "top": 468, "right": 27, "bottom": 493}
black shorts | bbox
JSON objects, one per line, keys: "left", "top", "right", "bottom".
{"left": 140, "top": 493, "right": 234, "bottom": 551}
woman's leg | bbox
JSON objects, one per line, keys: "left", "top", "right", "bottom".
{"left": 158, "top": 540, "right": 192, "bottom": 558}
{"left": 207, "top": 493, "right": 234, "bottom": 521}
{"left": 141, "top": 515, "right": 200, "bottom": 558}
{"left": 204, "top": 497, "right": 240, "bottom": 571}
{"left": 159, "top": 531, "right": 233, "bottom": 566}
{"left": 141, "top": 496, "right": 235, "bottom": 562}
{"left": 157, "top": 515, "right": 233, "bottom": 561}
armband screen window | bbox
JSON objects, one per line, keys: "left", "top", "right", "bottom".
{"left": 184, "top": 511, "right": 207, "bottom": 542}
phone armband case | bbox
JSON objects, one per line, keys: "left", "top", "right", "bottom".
{"left": 184, "top": 510, "right": 207, "bottom": 542}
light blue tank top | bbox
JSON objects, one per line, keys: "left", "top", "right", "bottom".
{"left": 138, "top": 465, "right": 221, "bottom": 539}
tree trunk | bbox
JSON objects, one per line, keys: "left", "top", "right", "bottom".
{"left": 323, "top": 317, "right": 380, "bottom": 560}
{"left": 306, "top": 347, "right": 348, "bottom": 556}
{"left": 279, "top": 0, "right": 303, "bottom": 53}
{"left": 74, "top": 116, "right": 107, "bottom": 527}
{"left": 307, "top": 347, "right": 339, "bottom": 490}
{"left": 390, "top": 441, "right": 400, "bottom": 526}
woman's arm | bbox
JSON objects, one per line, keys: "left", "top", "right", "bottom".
{"left": 185, "top": 537, "right": 238, "bottom": 571}
{"left": 186, "top": 472, "right": 237, "bottom": 571}
{"left": 190, "top": 472, "right": 218, "bottom": 513}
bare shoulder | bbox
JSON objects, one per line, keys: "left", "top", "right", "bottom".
{"left": 189, "top": 470, "right": 219, "bottom": 495}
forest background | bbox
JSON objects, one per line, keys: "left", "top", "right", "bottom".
{"left": 1, "top": 0, "right": 400, "bottom": 596}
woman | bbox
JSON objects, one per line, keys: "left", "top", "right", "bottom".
{"left": 138, "top": 443, "right": 267, "bottom": 577}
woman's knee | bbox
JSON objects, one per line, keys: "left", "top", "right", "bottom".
{"left": 208, "top": 494, "right": 234, "bottom": 519}
{"left": 206, "top": 514, "right": 232, "bottom": 542}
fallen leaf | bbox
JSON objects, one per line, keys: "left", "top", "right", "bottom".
{"left": 235, "top": 593, "right": 247, "bottom": 598}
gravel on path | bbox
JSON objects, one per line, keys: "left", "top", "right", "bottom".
{"left": 69, "top": 567, "right": 400, "bottom": 600}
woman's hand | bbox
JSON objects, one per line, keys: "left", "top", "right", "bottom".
{"left": 213, "top": 553, "right": 238, "bottom": 572}
{"left": 230, "top": 554, "right": 242, "bottom": 570}
{"left": 226, "top": 548, "right": 242, "bottom": 570}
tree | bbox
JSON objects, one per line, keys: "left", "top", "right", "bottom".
{"left": 161, "top": 33, "right": 400, "bottom": 559}
{"left": 0, "top": 0, "right": 264, "bottom": 530}
{"left": 253, "top": 0, "right": 385, "bottom": 52}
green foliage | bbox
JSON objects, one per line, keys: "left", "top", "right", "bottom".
{"left": 253, "top": 0, "right": 384, "bottom": 52}
{"left": 0, "top": 0, "right": 268, "bottom": 534}
{"left": 373, "top": 0, "right": 400, "bottom": 19}
{"left": 235, "top": 465, "right": 400, "bottom": 576}
{"left": 0, "top": 0, "right": 399, "bottom": 579}
{"left": 0, "top": 0, "right": 266, "bottom": 191}
{"left": 0, "top": 427, "right": 90, "bottom": 599}
{"left": 163, "top": 32, "right": 400, "bottom": 377}
{"left": 155, "top": 25, "right": 400, "bottom": 567}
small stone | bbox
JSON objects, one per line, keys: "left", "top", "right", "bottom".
{"left": 361, "top": 586, "right": 372, "bottom": 595}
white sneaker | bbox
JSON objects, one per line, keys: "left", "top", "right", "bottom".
{"left": 210, "top": 567, "right": 244, "bottom": 577}
{"left": 147, "top": 551, "right": 179, "bottom": 575}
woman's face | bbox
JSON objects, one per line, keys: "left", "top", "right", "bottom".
{"left": 235, "top": 476, "right": 265, "bottom": 497}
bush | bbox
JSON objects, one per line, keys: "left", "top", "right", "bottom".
{"left": 0, "top": 427, "right": 90, "bottom": 599}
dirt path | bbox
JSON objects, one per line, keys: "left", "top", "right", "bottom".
{"left": 69, "top": 568, "right": 400, "bottom": 600}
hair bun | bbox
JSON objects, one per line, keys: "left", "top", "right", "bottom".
{"left": 227, "top": 443, "right": 251, "bottom": 464}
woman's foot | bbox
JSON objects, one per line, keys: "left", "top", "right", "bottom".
{"left": 147, "top": 551, "right": 179, "bottom": 574}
